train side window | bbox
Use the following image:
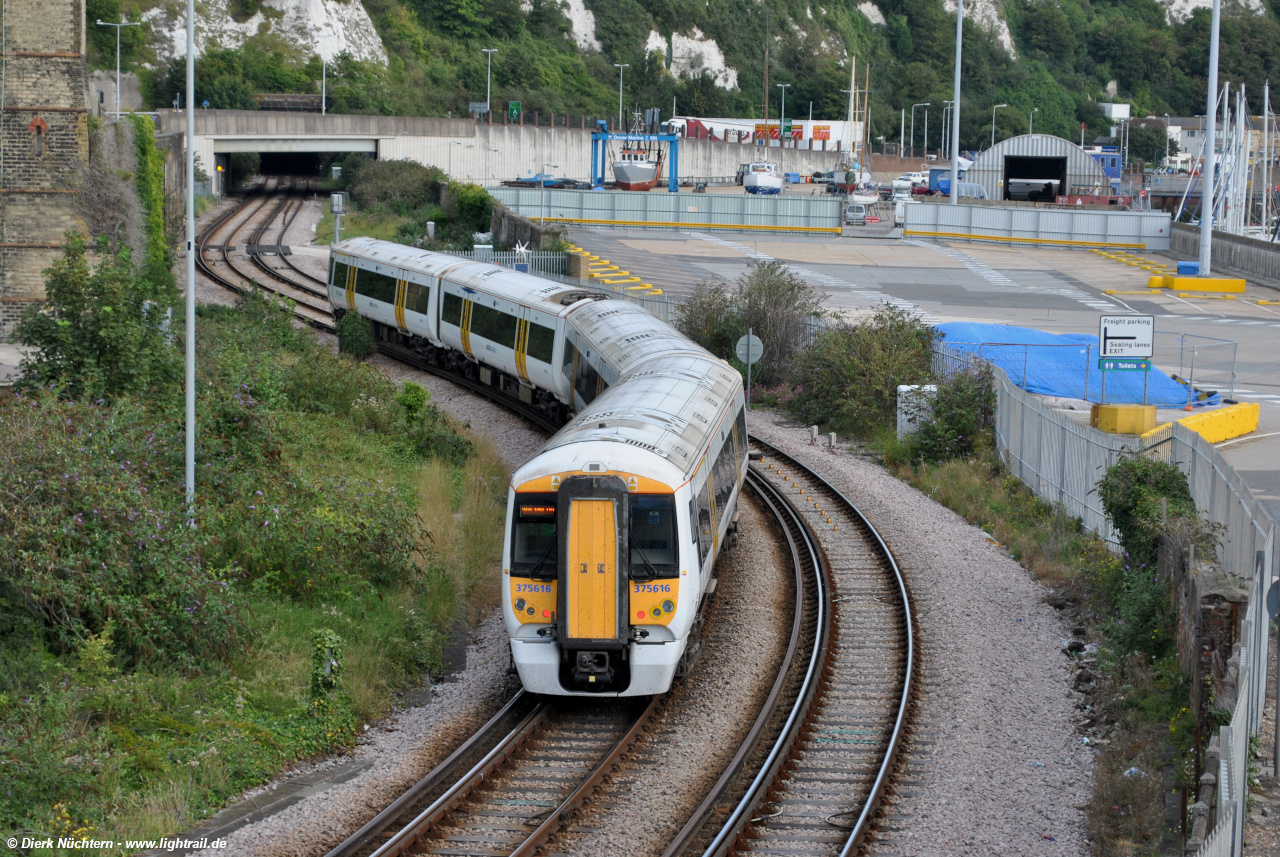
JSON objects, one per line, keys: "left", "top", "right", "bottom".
{"left": 355, "top": 269, "right": 397, "bottom": 303}
{"left": 511, "top": 493, "right": 557, "bottom": 579}
{"left": 441, "top": 293, "right": 463, "bottom": 326}
{"left": 470, "top": 303, "right": 518, "bottom": 346}
{"left": 629, "top": 495, "right": 678, "bottom": 578}
{"left": 575, "top": 357, "right": 602, "bottom": 405}
{"left": 527, "top": 322, "right": 556, "bottom": 363}
{"left": 405, "top": 283, "right": 432, "bottom": 315}
{"left": 331, "top": 259, "right": 350, "bottom": 291}
{"left": 695, "top": 479, "right": 712, "bottom": 566}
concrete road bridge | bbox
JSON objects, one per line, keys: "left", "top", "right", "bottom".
{"left": 155, "top": 110, "right": 849, "bottom": 193}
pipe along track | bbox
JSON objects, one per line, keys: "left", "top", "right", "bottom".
{"left": 198, "top": 181, "right": 915, "bottom": 856}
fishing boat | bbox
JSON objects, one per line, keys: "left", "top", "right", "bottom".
{"left": 743, "top": 161, "right": 783, "bottom": 195}
{"left": 613, "top": 112, "right": 664, "bottom": 191}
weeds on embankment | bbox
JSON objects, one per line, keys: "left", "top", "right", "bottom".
{"left": 0, "top": 254, "right": 507, "bottom": 852}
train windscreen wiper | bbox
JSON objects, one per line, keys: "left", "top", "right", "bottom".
{"left": 629, "top": 530, "right": 659, "bottom": 583}
{"left": 528, "top": 541, "right": 557, "bottom": 582}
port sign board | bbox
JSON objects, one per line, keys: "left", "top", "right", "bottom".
{"left": 1098, "top": 315, "right": 1154, "bottom": 358}
{"left": 1097, "top": 358, "right": 1152, "bottom": 372}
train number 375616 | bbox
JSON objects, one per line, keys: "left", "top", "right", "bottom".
{"left": 515, "top": 584, "right": 552, "bottom": 593}
{"left": 635, "top": 583, "right": 672, "bottom": 593}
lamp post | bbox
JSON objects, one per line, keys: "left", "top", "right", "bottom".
{"left": 1030, "top": 107, "right": 1039, "bottom": 134}
{"left": 949, "top": 0, "right": 964, "bottom": 205}
{"left": 541, "top": 132, "right": 558, "bottom": 223}
{"left": 941, "top": 100, "right": 954, "bottom": 159}
{"left": 1199, "top": 0, "right": 1222, "bottom": 276}
{"left": 1164, "top": 113, "right": 1171, "bottom": 164}
{"left": 614, "top": 63, "right": 629, "bottom": 130}
{"left": 182, "top": 0, "right": 196, "bottom": 510}
{"left": 318, "top": 29, "right": 334, "bottom": 115}
{"left": 991, "top": 103, "right": 1008, "bottom": 148}
{"left": 911, "top": 102, "right": 929, "bottom": 159}
{"left": 777, "top": 83, "right": 791, "bottom": 148}
{"left": 481, "top": 49, "right": 498, "bottom": 115}
{"left": 96, "top": 19, "right": 142, "bottom": 119}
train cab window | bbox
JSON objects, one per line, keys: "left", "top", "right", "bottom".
{"left": 527, "top": 322, "right": 556, "bottom": 364}
{"left": 629, "top": 495, "right": 678, "bottom": 579}
{"left": 511, "top": 494, "right": 557, "bottom": 580}
{"left": 331, "top": 259, "right": 350, "bottom": 291}
{"left": 354, "top": 269, "right": 397, "bottom": 303}
{"left": 405, "top": 283, "right": 432, "bottom": 315}
{"left": 442, "top": 293, "right": 463, "bottom": 326}
{"left": 470, "top": 303, "right": 518, "bottom": 347}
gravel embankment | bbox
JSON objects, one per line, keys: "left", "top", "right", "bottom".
{"left": 543, "top": 494, "right": 791, "bottom": 856}
{"left": 749, "top": 411, "right": 1093, "bottom": 857}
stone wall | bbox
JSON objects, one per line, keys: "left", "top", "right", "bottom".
{"left": 0, "top": 0, "right": 89, "bottom": 339}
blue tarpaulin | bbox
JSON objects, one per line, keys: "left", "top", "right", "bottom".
{"left": 936, "top": 322, "right": 1218, "bottom": 407}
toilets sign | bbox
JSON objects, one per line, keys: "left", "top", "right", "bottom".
{"left": 1098, "top": 315, "right": 1154, "bottom": 358}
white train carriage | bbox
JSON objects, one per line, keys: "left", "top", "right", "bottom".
{"left": 327, "top": 238, "right": 750, "bottom": 696}
{"left": 505, "top": 353, "right": 747, "bottom": 696}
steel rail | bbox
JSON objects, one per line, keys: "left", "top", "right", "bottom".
{"left": 659, "top": 468, "right": 822, "bottom": 857}
{"left": 746, "top": 435, "right": 916, "bottom": 857}
{"left": 361, "top": 696, "right": 658, "bottom": 857}
{"left": 323, "top": 691, "right": 533, "bottom": 857}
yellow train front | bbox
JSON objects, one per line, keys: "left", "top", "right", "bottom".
{"left": 504, "top": 354, "right": 747, "bottom": 696}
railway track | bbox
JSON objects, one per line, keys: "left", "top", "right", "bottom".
{"left": 197, "top": 180, "right": 916, "bottom": 856}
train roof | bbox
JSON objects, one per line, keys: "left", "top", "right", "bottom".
{"left": 565, "top": 300, "right": 712, "bottom": 375}
{"left": 333, "top": 237, "right": 589, "bottom": 309}
{"left": 523, "top": 353, "right": 742, "bottom": 484}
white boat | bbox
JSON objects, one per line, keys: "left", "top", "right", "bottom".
{"left": 850, "top": 193, "right": 879, "bottom": 205}
{"left": 743, "top": 162, "right": 783, "bottom": 195}
{"left": 613, "top": 112, "right": 664, "bottom": 191}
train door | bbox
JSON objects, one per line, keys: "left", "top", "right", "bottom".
{"left": 393, "top": 279, "right": 408, "bottom": 331}
{"left": 556, "top": 475, "right": 630, "bottom": 690}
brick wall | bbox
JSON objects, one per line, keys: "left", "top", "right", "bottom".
{"left": 0, "top": 0, "right": 89, "bottom": 339}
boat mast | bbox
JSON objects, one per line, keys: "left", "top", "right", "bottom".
{"left": 863, "top": 63, "right": 871, "bottom": 163}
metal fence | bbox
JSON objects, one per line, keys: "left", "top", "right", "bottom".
{"left": 444, "top": 250, "right": 680, "bottom": 324}
{"left": 445, "top": 249, "right": 569, "bottom": 277}
{"left": 937, "top": 341, "right": 1276, "bottom": 857}
{"left": 488, "top": 187, "right": 843, "bottom": 234}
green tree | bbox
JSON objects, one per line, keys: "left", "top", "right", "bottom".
{"left": 16, "top": 235, "right": 178, "bottom": 399}
{"left": 1128, "top": 121, "right": 1178, "bottom": 164}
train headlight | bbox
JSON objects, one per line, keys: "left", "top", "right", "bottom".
{"left": 661, "top": 599, "right": 675, "bottom": 613}
{"left": 514, "top": 598, "right": 527, "bottom": 612}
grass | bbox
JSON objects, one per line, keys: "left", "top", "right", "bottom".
{"left": 883, "top": 437, "right": 1191, "bottom": 857}
{"left": 0, "top": 295, "right": 509, "bottom": 853}
{"left": 315, "top": 208, "right": 403, "bottom": 245}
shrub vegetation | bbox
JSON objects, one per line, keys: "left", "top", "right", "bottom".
{"left": 0, "top": 242, "right": 501, "bottom": 845}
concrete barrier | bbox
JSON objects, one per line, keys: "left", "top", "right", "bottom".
{"left": 1170, "top": 223, "right": 1280, "bottom": 285}
{"left": 904, "top": 202, "right": 1172, "bottom": 250}
{"left": 490, "top": 187, "right": 842, "bottom": 234}
{"left": 1174, "top": 402, "right": 1260, "bottom": 444}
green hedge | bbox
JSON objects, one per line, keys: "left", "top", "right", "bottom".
{"left": 128, "top": 115, "right": 176, "bottom": 298}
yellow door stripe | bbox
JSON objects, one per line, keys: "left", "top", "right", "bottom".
{"left": 394, "top": 279, "right": 407, "bottom": 330}
{"left": 514, "top": 318, "right": 530, "bottom": 381}
{"left": 345, "top": 265, "right": 356, "bottom": 311}
{"left": 460, "top": 300, "right": 474, "bottom": 356}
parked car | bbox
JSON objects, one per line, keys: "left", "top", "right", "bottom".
{"left": 845, "top": 203, "right": 869, "bottom": 225}
{"left": 892, "top": 172, "right": 927, "bottom": 190}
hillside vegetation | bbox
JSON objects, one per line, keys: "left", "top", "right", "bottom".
{"left": 97, "top": 0, "right": 1280, "bottom": 151}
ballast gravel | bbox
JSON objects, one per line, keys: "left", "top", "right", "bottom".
{"left": 543, "top": 494, "right": 792, "bottom": 856}
{"left": 748, "top": 411, "right": 1092, "bottom": 857}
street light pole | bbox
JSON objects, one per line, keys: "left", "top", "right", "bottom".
{"left": 319, "top": 29, "right": 333, "bottom": 115}
{"left": 183, "top": 0, "right": 196, "bottom": 511}
{"left": 949, "top": 0, "right": 964, "bottom": 205}
{"left": 1199, "top": 0, "right": 1222, "bottom": 276}
{"left": 614, "top": 63, "right": 630, "bottom": 130}
{"left": 1164, "top": 112, "right": 1171, "bottom": 164}
{"left": 991, "top": 103, "right": 1008, "bottom": 148}
{"left": 481, "top": 49, "right": 498, "bottom": 115}
{"left": 1030, "top": 107, "right": 1039, "bottom": 134}
{"left": 777, "top": 83, "right": 791, "bottom": 148}
{"left": 911, "top": 104, "right": 929, "bottom": 161}
{"left": 96, "top": 19, "right": 141, "bottom": 119}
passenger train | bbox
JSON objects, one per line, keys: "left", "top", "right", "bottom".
{"left": 327, "top": 238, "right": 748, "bottom": 696}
